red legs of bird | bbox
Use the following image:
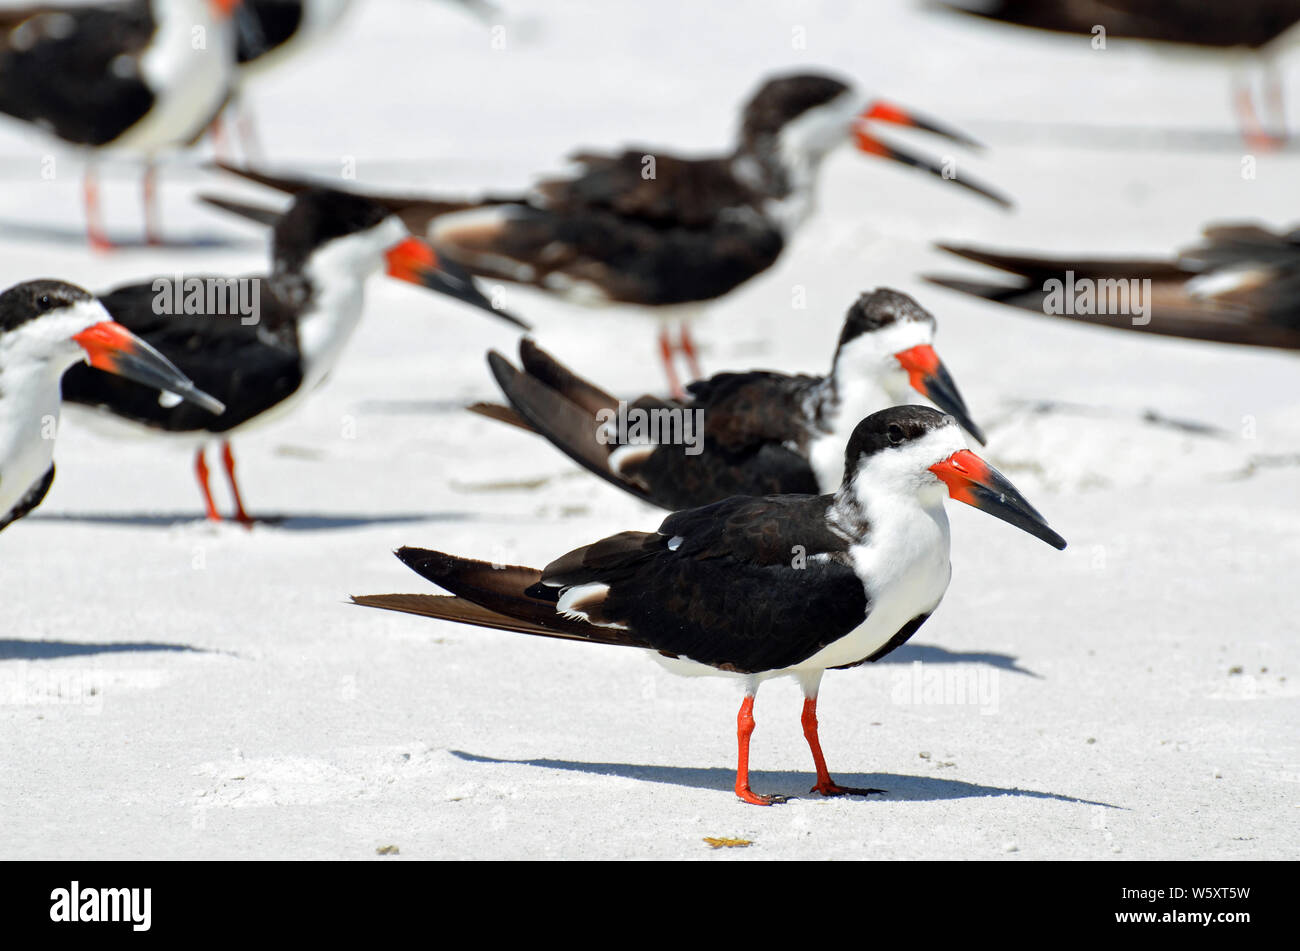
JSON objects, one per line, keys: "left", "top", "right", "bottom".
{"left": 732, "top": 675, "right": 883, "bottom": 805}
{"left": 143, "top": 160, "right": 163, "bottom": 247}
{"left": 798, "top": 671, "right": 884, "bottom": 798}
{"left": 678, "top": 322, "right": 703, "bottom": 381}
{"left": 210, "top": 113, "right": 233, "bottom": 162}
{"left": 83, "top": 163, "right": 111, "bottom": 253}
{"left": 658, "top": 325, "right": 686, "bottom": 400}
{"left": 210, "top": 97, "right": 264, "bottom": 164}
{"left": 1234, "top": 63, "right": 1287, "bottom": 152}
{"left": 1263, "top": 61, "right": 1289, "bottom": 145}
{"left": 657, "top": 316, "right": 704, "bottom": 401}
{"left": 734, "top": 690, "right": 786, "bottom": 806}
{"left": 195, "top": 448, "right": 221, "bottom": 522}
{"left": 221, "top": 441, "right": 254, "bottom": 527}
{"left": 194, "top": 444, "right": 254, "bottom": 526}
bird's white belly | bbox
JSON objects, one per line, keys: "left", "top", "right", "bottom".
{"left": 112, "top": 22, "right": 234, "bottom": 153}
{"left": 0, "top": 389, "right": 60, "bottom": 519}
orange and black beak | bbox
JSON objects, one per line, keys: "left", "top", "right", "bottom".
{"left": 72, "top": 322, "right": 226, "bottom": 416}
{"left": 895, "top": 344, "right": 986, "bottom": 445}
{"left": 854, "top": 101, "right": 1012, "bottom": 209}
{"left": 930, "top": 449, "right": 1066, "bottom": 550}
{"left": 385, "top": 237, "right": 531, "bottom": 330}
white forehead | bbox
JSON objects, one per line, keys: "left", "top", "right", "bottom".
{"left": 777, "top": 89, "right": 863, "bottom": 166}
{"left": 855, "top": 314, "right": 935, "bottom": 356}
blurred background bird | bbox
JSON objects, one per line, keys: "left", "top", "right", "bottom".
{"left": 0, "top": 0, "right": 250, "bottom": 249}
{"left": 208, "top": 70, "right": 1009, "bottom": 397}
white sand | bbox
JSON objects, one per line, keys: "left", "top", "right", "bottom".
{"left": 1, "top": 0, "right": 1297, "bottom": 860}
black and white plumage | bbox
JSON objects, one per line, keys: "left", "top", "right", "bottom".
{"left": 925, "top": 224, "right": 1300, "bottom": 351}
{"left": 0, "top": 280, "right": 223, "bottom": 532}
{"left": 0, "top": 0, "right": 245, "bottom": 248}
{"left": 210, "top": 71, "right": 1009, "bottom": 394}
{"left": 355, "top": 406, "right": 1066, "bottom": 805}
{"left": 59, "top": 187, "right": 518, "bottom": 524}
{"left": 475, "top": 289, "right": 987, "bottom": 510}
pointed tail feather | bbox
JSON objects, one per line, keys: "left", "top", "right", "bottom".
{"left": 467, "top": 400, "right": 534, "bottom": 431}
{"left": 517, "top": 338, "right": 620, "bottom": 417}
{"left": 486, "top": 350, "right": 660, "bottom": 505}
{"left": 197, "top": 192, "right": 283, "bottom": 227}
{"left": 934, "top": 243, "right": 1184, "bottom": 282}
{"left": 209, "top": 162, "right": 512, "bottom": 236}
{"left": 353, "top": 546, "right": 648, "bottom": 649}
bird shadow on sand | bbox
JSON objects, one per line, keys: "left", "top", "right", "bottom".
{"left": 0, "top": 218, "right": 262, "bottom": 251}
{"left": 28, "top": 511, "right": 472, "bottom": 531}
{"left": 876, "top": 642, "right": 1041, "bottom": 677}
{"left": 0, "top": 640, "right": 216, "bottom": 661}
{"left": 450, "top": 751, "right": 1119, "bottom": 808}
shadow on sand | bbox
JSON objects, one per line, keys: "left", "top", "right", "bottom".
{"left": 450, "top": 750, "right": 1119, "bottom": 808}
{"left": 0, "top": 640, "right": 212, "bottom": 661}
{"left": 877, "top": 642, "right": 1041, "bottom": 677}
{"left": 28, "top": 511, "right": 471, "bottom": 531}
{"left": 0, "top": 218, "right": 261, "bottom": 251}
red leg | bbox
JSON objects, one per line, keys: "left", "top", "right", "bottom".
{"left": 1235, "top": 80, "right": 1284, "bottom": 152}
{"left": 1265, "top": 67, "right": 1289, "bottom": 145}
{"left": 83, "top": 164, "right": 111, "bottom": 253}
{"left": 802, "top": 696, "right": 884, "bottom": 797}
{"left": 734, "top": 694, "right": 784, "bottom": 806}
{"left": 678, "top": 322, "right": 703, "bottom": 382}
{"left": 210, "top": 113, "right": 231, "bottom": 162}
{"left": 143, "top": 161, "right": 162, "bottom": 246}
{"left": 221, "top": 441, "right": 254, "bottom": 527}
{"left": 195, "top": 448, "right": 221, "bottom": 522}
{"left": 659, "top": 326, "right": 686, "bottom": 401}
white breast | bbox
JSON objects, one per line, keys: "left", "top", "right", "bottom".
{"left": 112, "top": 1, "right": 237, "bottom": 152}
{"left": 0, "top": 363, "right": 64, "bottom": 520}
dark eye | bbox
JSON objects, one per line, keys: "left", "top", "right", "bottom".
{"left": 38, "top": 294, "right": 51, "bottom": 310}
{"left": 888, "top": 424, "right": 905, "bottom": 445}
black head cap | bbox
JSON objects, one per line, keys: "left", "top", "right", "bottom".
{"left": 273, "top": 188, "right": 394, "bottom": 274}
{"left": 0, "top": 280, "right": 94, "bottom": 333}
{"left": 837, "top": 288, "right": 935, "bottom": 349}
{"left": 739, "top": 72, "right": 853, "bottom": 150}
{"left": 842, "top": 405, "right": 951, "bottom": 479}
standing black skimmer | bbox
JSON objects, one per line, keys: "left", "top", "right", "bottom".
{"left": 0, "top": 0, "right": 246, "bottom": 249}
{"left": 476, "top": 289, "right": 987, "bottom": 510}
{"left": 354, "top": 406, "right": 1065, "bottom": 805}
{"left": 211, "top": 70, "right": 1010, "bottom": 396}
{"left": 925, "top": 224, "right": 1300, "bottom": 351}
{"left": 59, "top": 187, "right": 520, "bottom": 525}
{"left": 936, "top": 1, "right": 1300, "bottom": 147}
{"left": 0, "top": 280, "right": 223, "bottom": 532}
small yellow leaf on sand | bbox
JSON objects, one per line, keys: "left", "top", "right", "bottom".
{"left": 376, "top": 845, "right": 400, "bottom": 856}
{"left": 703, "top": 837, "right": 752, "bottom": 849}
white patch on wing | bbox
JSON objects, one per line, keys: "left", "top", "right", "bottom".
{"left": 556, "top": 583, "right": 627, "bottom": 629}
{"left": 608, "top": 443, "right": 654, "bottom": 476}
{"left": 1186, "top": 265, "right": 1270, "bottom": 300}
{"left": 666, "top": 535, "right": 684, "bottom": 551}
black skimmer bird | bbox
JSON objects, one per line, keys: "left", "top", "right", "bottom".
{"left": 476, "top": 289, "right": 987, "bottom": 511}
{"left": 354, "top": 406, "right": 1066, "bottom": 805}
{"left": 210, "top": 70, "right": 1010, "bottom": 396}
{"left": 1, "top": 280, "right": 223, "bottom": 532}
{"left": 0, "top": 0, "right": 247, "bottom": 249}
{"left": 59, "top": 187, "right": 521, "bottom": 525}
{"left": 936, "top": 1, "right": 1300, "bottom": 147}
{"left": 925, "top": 224, "right": 1300, "bottom": 351}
